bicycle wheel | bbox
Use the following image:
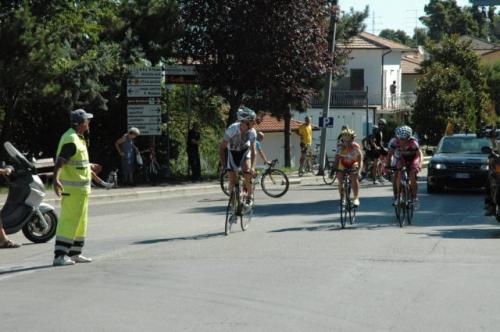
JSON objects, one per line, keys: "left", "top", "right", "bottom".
{"left": 225, "top": 191, "right": 237, "bottom": 235}
{"left": 340, "top": 183, "right": 349, "bottom": 229}
{"left": 397, "top": 186, "right": 407, "bottom": 228}
{"left": 261, "top": 169, "right": 289, "bottom": 198}
{"left": 405, "top": 186, "right": 414, "bottom": 225}
{"left": 240, "top": 204, "right": 252, "bottom": 231}
{"left": 346, "top": 182, "right": 355, "bottom": 225}
{"left": 220, "top": 169, "right": 230, "bottom": 196}
{"left": 323, "top": 165, "right": 336, "bottom": 185}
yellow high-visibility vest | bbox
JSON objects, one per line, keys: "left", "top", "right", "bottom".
{"left": 56, "top": 128, "right": 91, "bottom": 194}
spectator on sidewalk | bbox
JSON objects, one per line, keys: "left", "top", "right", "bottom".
{"left": 187, "top": 122, "right": 201, "bottom": 182}
{"left": 0, "top": 166, "right": 20, "bottom": 249}
{"left": 256, "top": 131, "right": 270, "bottom": 165}
{"left": 115, "top": 127, "right": 141, "bottom": 186}
{"left": 298, "top": 116, "right": 313, "bottom": 172}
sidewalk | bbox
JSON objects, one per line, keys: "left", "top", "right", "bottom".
{"left": 0, "top": 156, "right": 431, "bottom": 206}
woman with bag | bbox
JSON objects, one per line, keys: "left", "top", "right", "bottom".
{"left": 115, "top": 127, "right": 141, "bottom": 186}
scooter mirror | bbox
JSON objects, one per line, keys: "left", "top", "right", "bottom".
{"left": 3, "top": 141, "right": 34, "bottom": 170}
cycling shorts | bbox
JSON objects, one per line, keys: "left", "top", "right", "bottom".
{"left": 300, "top": 143, "right": 311, "bottom": 154}
{"left": 227, "top": 149, "right": 250, "bottom": 172}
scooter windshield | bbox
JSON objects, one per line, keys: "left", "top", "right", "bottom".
{"left": 4, "top": 141, "right": 35, "bottom": 170}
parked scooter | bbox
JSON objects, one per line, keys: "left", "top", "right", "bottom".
{"left": 1, "top": 141, "right": 58, "bottom": 243}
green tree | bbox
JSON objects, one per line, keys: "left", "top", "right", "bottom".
{"left": 421, "top": 0, "right": 499, "bottom": 41}
{"left": 482, "top": 61, "right": 500, "bottom": 116}
{"left": 412, "top": 35, "right": 491, "bottom": 144}
{"left": 379, "top": 29, "right": 412, "bottom": 46}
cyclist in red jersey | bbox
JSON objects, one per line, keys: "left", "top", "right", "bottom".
{"left": 386, "top": 125, "right": 423, "bottom": 206}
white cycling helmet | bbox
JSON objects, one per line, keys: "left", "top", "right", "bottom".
{"left": 237, "top": 107, "right": 256, "bottom": 122}
{"left": 395, "top": 125, "right": 412, "bottom": 139}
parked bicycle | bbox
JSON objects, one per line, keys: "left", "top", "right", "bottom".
{"left": 298, "top": 144, "right": 318, "bottom": 177}
{"left": 221, "top": 159, "right": 289, "bottom": 198}
{"left": 339, "top": 168, "right": 357, "bottom": 228}
{"left": 225, "top": 169, "right": 252, "bottom": 235}
{"left": 393, "top": 165, "right": 414, "bottom": 227}
{"left": 322, "top": 150, "right": 338, "bottom": 185}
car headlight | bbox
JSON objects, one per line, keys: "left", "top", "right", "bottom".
{"left": 432, "top": 163, "right": 447, "bottom": 170}
{"left": 480, "top": 164, "right": 489, "bottom": 171}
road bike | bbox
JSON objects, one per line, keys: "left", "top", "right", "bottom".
{"left": 220, "top": 159, "right": 289, "bottom": 198}
{"left": 393, "top": 165, "right": 414, "bottom": 227}
{"left": 225, "top": 170, "right": 252, "bottom": 235}
{"left": 298, "top": 144, "right": 318, "bottom": 177}
{"left": 339, "top": 168, "right": 357, "bottom": 228}
{"left": 322, "top": 150, "right": 338, "bottom": 185}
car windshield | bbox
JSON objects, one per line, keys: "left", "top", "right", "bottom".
{"left": 437, "top": 137, "right": 490, "bottom": 154}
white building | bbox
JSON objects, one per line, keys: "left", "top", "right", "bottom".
{"left": 254, "top": 114, "right": 319, "bottom": 167}
{"left": 296, "top": 32, "right": 413, "bottom": 152}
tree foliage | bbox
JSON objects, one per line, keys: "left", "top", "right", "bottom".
{"left": 412, "top": 35, "right": 492, "bottom": 144}
{"left": 0, "top": 1, "right": 182, "bottom": 168}
{"left": 421, "top": 0, "right": 499, "bottom": 42}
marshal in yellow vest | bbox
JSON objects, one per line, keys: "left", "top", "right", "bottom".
{"left": 56, "top": 128, "right": 91, "bottom": 194}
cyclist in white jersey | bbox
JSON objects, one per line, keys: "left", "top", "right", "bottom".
{"left": 219, "top": 107, "right": 257, "bottom": 205}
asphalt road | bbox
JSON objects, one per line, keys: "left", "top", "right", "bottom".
{"left": 1, "top": 174, "right": 500, "bottom": 332}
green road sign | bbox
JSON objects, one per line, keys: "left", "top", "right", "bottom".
{"left": 470, "top": 0, "right": 499, "bottom": 5}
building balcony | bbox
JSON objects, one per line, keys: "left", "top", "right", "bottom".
{"left": 309, "top": 90, "right": 367, "bottom": 108}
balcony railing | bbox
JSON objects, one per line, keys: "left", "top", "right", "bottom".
{"left": 382, "top": 92, "right": 416, "bottom": 110}
{"left": 309, "top": 90, "right": 417, "bottom": 110}
{"left": 310, "top": 90, "right": 367, "bottom": 108}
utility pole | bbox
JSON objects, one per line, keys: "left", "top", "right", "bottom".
{"left": 318, "top": 1, "right": 340, "bottom": 175}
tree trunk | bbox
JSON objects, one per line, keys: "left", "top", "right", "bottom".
{"left": 226, "top": 93, "right": 243, "bottom": 127}
{"left": 283, "top": 104, "right": 292, "bottom": 167}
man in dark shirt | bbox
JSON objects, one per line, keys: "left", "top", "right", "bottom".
{"left": 187, "top": 122, "right": 201, "bottom": 181}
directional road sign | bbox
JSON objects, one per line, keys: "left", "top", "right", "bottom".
{"left": 127, "top": 105, "right": 161, "bottom": 117}
{"left": 127, "top": 86, "right": 162, "bottom": 97}
{"left": 128, "top": 116, "right": 162, "bottom": 125}
{"left": 469, "top": 0, "right": 500, "bottom": 5}
{"left": 127, "top": 124, "right": 161, "bottom": 136}
{"left": 165, "top": 65, "right": 198, "bottom": 84}
{"left": 128, "top": 67, "right": 162, "bottom": 78}
{"left": 127, "top": 78, "right": 162, "bottom": 86}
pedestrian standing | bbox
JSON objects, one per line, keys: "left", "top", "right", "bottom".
{"left": 390, "top": 80, "right": 397, "bottom": 108}
{"left": 52, "top": 109, "right": 95, "bottom": 266}
{"left": 0, "top": 166, "right": 20, "bottom": 249}
{"left": 187, "top": 122, "right": 201, "bottom": 181}
{"left": 115, "top": 127, "right": 141, "bottom": 186}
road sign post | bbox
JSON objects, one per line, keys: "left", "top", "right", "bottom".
{"left": 127, "top": 66, "right": 162, "bottom": 136}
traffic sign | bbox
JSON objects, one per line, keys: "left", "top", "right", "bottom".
{"left": 165, "top": 65, "right": 198, "bottom": 84}
{"left": 127, "top": 86, "right": 162, "bottom": 97}
{"left": 319, "top": 117, "right": 334, "bottom": 128}
{"left": 127, "top": 97, "right": 161, "bottom": 105}
{"left": 127, "top": 78, "right": 162, "bottom": 86}
{"left": 127, "top": 105, "right": 161, "bottom": 117}
{"left": 164, "top": 65, "right": 196, "bottom": 76}
{"left": 127, "top": 116, "right": 161, "bottom": 125}
{"left": 469, "top": 0, "right": 499, "bottom": 5}
{"left": 127, "top": 124, "right": 161, "bottom": 136}
{"left": 128, "top": 67, "right": 162, "bottom": 78}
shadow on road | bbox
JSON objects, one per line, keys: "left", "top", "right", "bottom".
{"left": 0, "top": 264, "right": 54, "bottom": 276}
{"left": 133, "top": 232, "right": 224, "bottom": 245}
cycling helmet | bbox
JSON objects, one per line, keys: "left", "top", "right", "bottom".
{"left": 395, "top": 125, "right": 412, "bottom": 139}
{"left": 340, "top": 128, "right": 356, "bottom": 139}
{"left": 237, "top": 107, "right": 256, "bottom": 122}
{"left": 378, "top": 118, "right": 387, "bottom": 125}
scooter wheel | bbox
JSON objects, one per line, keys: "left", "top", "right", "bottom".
{"left": 22, "top": 210, "right": 58, "bottom": 243}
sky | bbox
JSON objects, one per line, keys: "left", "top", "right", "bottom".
{"left": 339, "top": 0, "right": 482, "bottom": 36}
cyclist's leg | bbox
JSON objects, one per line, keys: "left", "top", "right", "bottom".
{"left": 337, "top": 165, "right": 345, "bottom": 198}
{"left": 226, "top": 150, "right": 239, "bottom": 193}
{"left": 409, "top": 168, "right": 419, "bottom": 200}
{"left": 240, "top": 152, "right": 253, "bottom": 202}
{"left": 350, "top": 171, "right": 360, "bottom": 205}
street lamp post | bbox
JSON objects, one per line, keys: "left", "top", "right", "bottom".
{"left": 318, "top": 1, "right": 339, "bottom": 175}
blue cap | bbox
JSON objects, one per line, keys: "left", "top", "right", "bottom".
{"left": 70, "top": 109, "right": 93, "bottom": 124}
